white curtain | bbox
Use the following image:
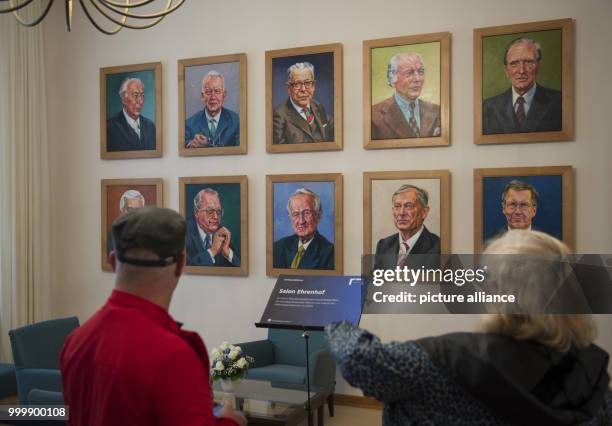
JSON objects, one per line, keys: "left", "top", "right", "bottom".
{"left": 0, "top": 4, "right": 51, "bottom": 362}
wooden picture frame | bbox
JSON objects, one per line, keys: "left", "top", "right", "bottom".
{"left": 363, "top": 32, "right": 451, "bottom": 150}
{"left": 474, "top": 166, "right": 574, "bottom": 253}
{"left": 100, "top": 62, "right": 163, "bottom": 159}
{"left": 101, "top": 178, "right": 163, "bottom": 271}
{"left": 178, "top": 53, "right": 247, "bottom": 157}
{"left": 179, "top": 175, "right": 248, "bottom": 276}
{"left": 363, "top": 170, "right": 451, "bottom": 259}
{"left": 266, "top": 43, "right": 343, "bottom": 153}
{"left": 474, "top": 19, "right": 574, "bottom": 144}
{"left": 266, "top": 173, "right": 343, "bottom": 276}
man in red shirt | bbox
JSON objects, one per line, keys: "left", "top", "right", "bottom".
{"left": 61, "top": 207, "right": 246, "bottom": 426}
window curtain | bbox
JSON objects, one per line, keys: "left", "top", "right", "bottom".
{"left": 0, "top": 4, "right": 51, "bottom": 362}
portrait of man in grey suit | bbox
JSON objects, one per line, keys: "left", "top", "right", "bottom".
{"left": 374, "top": 184, "right": 440, "bottom": 271}
{"left": 371, "top": 52, "right": 441, "bottom": 140}
{"left": 483, "top": 38, "right": 562, "bottom": 135}
{"left": 106, "top": 77, "right": 156, "bottom": 152}
{"left": 272, "top": 62, "right": 334, "bottom": 144}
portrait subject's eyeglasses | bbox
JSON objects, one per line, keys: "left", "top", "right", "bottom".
{"left": 288, "top": 80, "right": 315, "bottom": 90}
{"left": 507, "top": 59, "right": 537, "bottom": 69}
{"left": 201, "top": 208, "right": 224, "bottom": 217}
{"left": 393, "top": 203, "right": 419, "bottom": 212}
{"left": 129, "top": 92, "right": 145, "bottom": 101}
{"left": 398, "top": 68, "right": 425, "bottom": 79}
{"left": 204, "top": 88, "right": 224, "bottom": 96}
{"left": 504, "top": 202, "right": 534, "bottom": 211}
{"left": 290, "top": 209, "right": 314, "bottom": 220}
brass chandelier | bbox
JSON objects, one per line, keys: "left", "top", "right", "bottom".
{"left": 0, "top": 0, "right": 185, "bottom": 34}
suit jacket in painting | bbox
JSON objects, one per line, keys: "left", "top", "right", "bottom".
{"left": 184, "top": 107, "right": 240, "bottom": 147}
{"left": 483, "top": 84, "right": 562, "bottom": 135}
{"left": 373, "top": 226, "right": 441, "bottom": 271}
{"left": 186, "top": 220, "right": 240, "bottom": 267}
{"left": 273, "top": 231, "right": 334, "bottom": 270}
{"left": 371, "top": 96, "right": 441, "bottom": 140}
{"left": 107, "top": 111, "right": 156, "bottom": 152}
{"left": 272, "top": 98, "right": 334, "bottom": 144}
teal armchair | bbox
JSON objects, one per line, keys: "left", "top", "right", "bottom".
{"left": 9, "top": 317, "right": 79, "bottom": 405}
{"left": 236, "top": 329, "right": 336, "bottom": 416}
{"left": 0, "top": 363, "right": 16, "bottom": 399}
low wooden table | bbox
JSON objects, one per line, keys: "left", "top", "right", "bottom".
{"left": 213, "top": 379, "right": 325, "bottom": 426}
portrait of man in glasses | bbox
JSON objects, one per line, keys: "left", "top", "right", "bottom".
{"left": 483, "top": 37, "right": 562, "bottom": 135}
{"left": 371, "top": 52, "right": 441, "bottom": 140}
{"left": 107, "top": 77, "right": 157, "bottom": 152}
{"left": 273, "top": 188, "right": 334, "bottom": 270}
{"left": 500, "top": 180, "right": 539, "bottom": 233}
{"left": 186, "top": 188, "right": 240, "bottom": 267}
{"left": 272, "top": 62, "right": 334, "bottom": 144}
{"left": 185, "top": 71, "right": 240, "bottom": 148}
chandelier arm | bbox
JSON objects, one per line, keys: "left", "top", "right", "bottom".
{"left": 1, "top": 0, "right": 36, "bottom": 14}
{"left": 10, "top": 0, "right": 53, "bottom": 27}
{"left": 79, "top": 0, "right": 123, "bottom": 34}
{"left": 86, "top": 0, "right": 165, "bottom": 29}
{"left": 98, "top": 0, "right": 156, "bottom": 9}
{"left": 94, "top": 0, "right": 185, "bottom": 20}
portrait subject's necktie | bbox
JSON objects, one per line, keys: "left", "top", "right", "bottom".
{"left": 408, "top": 102, "right": 420, "bottom": 137}
{"left": 135, "top": 119, "right": 141, "bottom": 139}
{"left": 302, "top": 108, "right": 315, "bottom": 125}
{"left": 209, "top": 119, "right": 217, "bottom": 138}
{"left": 397, "top": 242, "right": 410, "bottom": 267}
{"left": 291, "top": 245, "right": 305, "bottom": 269}
{"left": 515, "top": 96, "right": 526, "bottom": 124}
{"left": 204, "top": 234, "right": 212, "bottom": 250}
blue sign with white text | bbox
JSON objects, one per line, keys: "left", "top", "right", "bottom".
{"left": 258, "top": 275, "right": 363, "bottom": 330}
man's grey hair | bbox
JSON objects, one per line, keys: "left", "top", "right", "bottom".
{"left": 201, "top": 70, "right": 225, "bottom": 91}
{"left": 387, "top": 52, "right": 424, "bottom": 87}
{"left": 286, "top": 188, "right": 322, "bottom": 218}
{"left": 193, "top": 188, "right": 220, "bottom": 211}
{"left": 392, "top": 184, "right": 429, "bottom": 207}
{"left": 286, "top": 62, "right": 315, "bottom": 81}
{"left": 501, "top": 180, "right": 540, "bottom": 207}
{"left": 119, "top": 190, "right": 145, "bottom": 212}
{"left": 503, "top": 38, "right": 542, "bottom": 65}
{"left": 118, "top": 77, "right": 144, "bottom": 99}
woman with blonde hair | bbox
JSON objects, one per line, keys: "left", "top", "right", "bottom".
{"left": 326, "top": 230, "right": 611, "bottom": 425}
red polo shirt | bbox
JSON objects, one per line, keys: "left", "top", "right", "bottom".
{"left": 60, "top": 290, "right": 236, "bottom": 426}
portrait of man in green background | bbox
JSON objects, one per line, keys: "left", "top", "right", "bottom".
{"left": 482, "top": 29, "right": 563, "bottom": 135}
{"left": 185, "top": 183, "right": 242, "bottom": 268}
{"left": 370, "top": 41, "right": 441, "bottom": 140}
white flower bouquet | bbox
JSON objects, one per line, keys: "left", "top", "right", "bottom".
{"left": 210, "top": 342, "right": 254, "bottom": 381}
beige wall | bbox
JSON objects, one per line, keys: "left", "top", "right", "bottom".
{"left": 43, "top": 0, "right": 612, "bottom": 394}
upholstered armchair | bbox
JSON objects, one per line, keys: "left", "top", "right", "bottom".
{"left": 0, "top": 363, "right": 16, "bottom": 399}
{"left": 9, "top": 316, "right": 79, "bottom": 405}
{"left": 236, "top": 328, "right": 336, "bottom": 416}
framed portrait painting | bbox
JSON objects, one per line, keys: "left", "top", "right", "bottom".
{"left": 100, "top": 62, "right": 162, "bottom": 159}
{"left": 364, "top": 32, "right": 450, "bottom": 150}
{"left": 474, "top": 19, "right": 573, "bottom": 144}
{"left": 101, "top": 178, "right": 163, "bottom": 271}
{"left": 266, "top": 43, "right": 343, "bottom": 153}
{"left": 363, "top": 170, "right": 450, "bottom": 272}
{"left": 266, "top": 173, "right": 343, "bottom": 276}
{"left": 474, "top": 166, "right": 574, "bottom": 253}
{"left": 179, "top": 175, "right": 248, "bottom": 276}
{"left": 178, "top": 53, "right": 247, "bottom": 157}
